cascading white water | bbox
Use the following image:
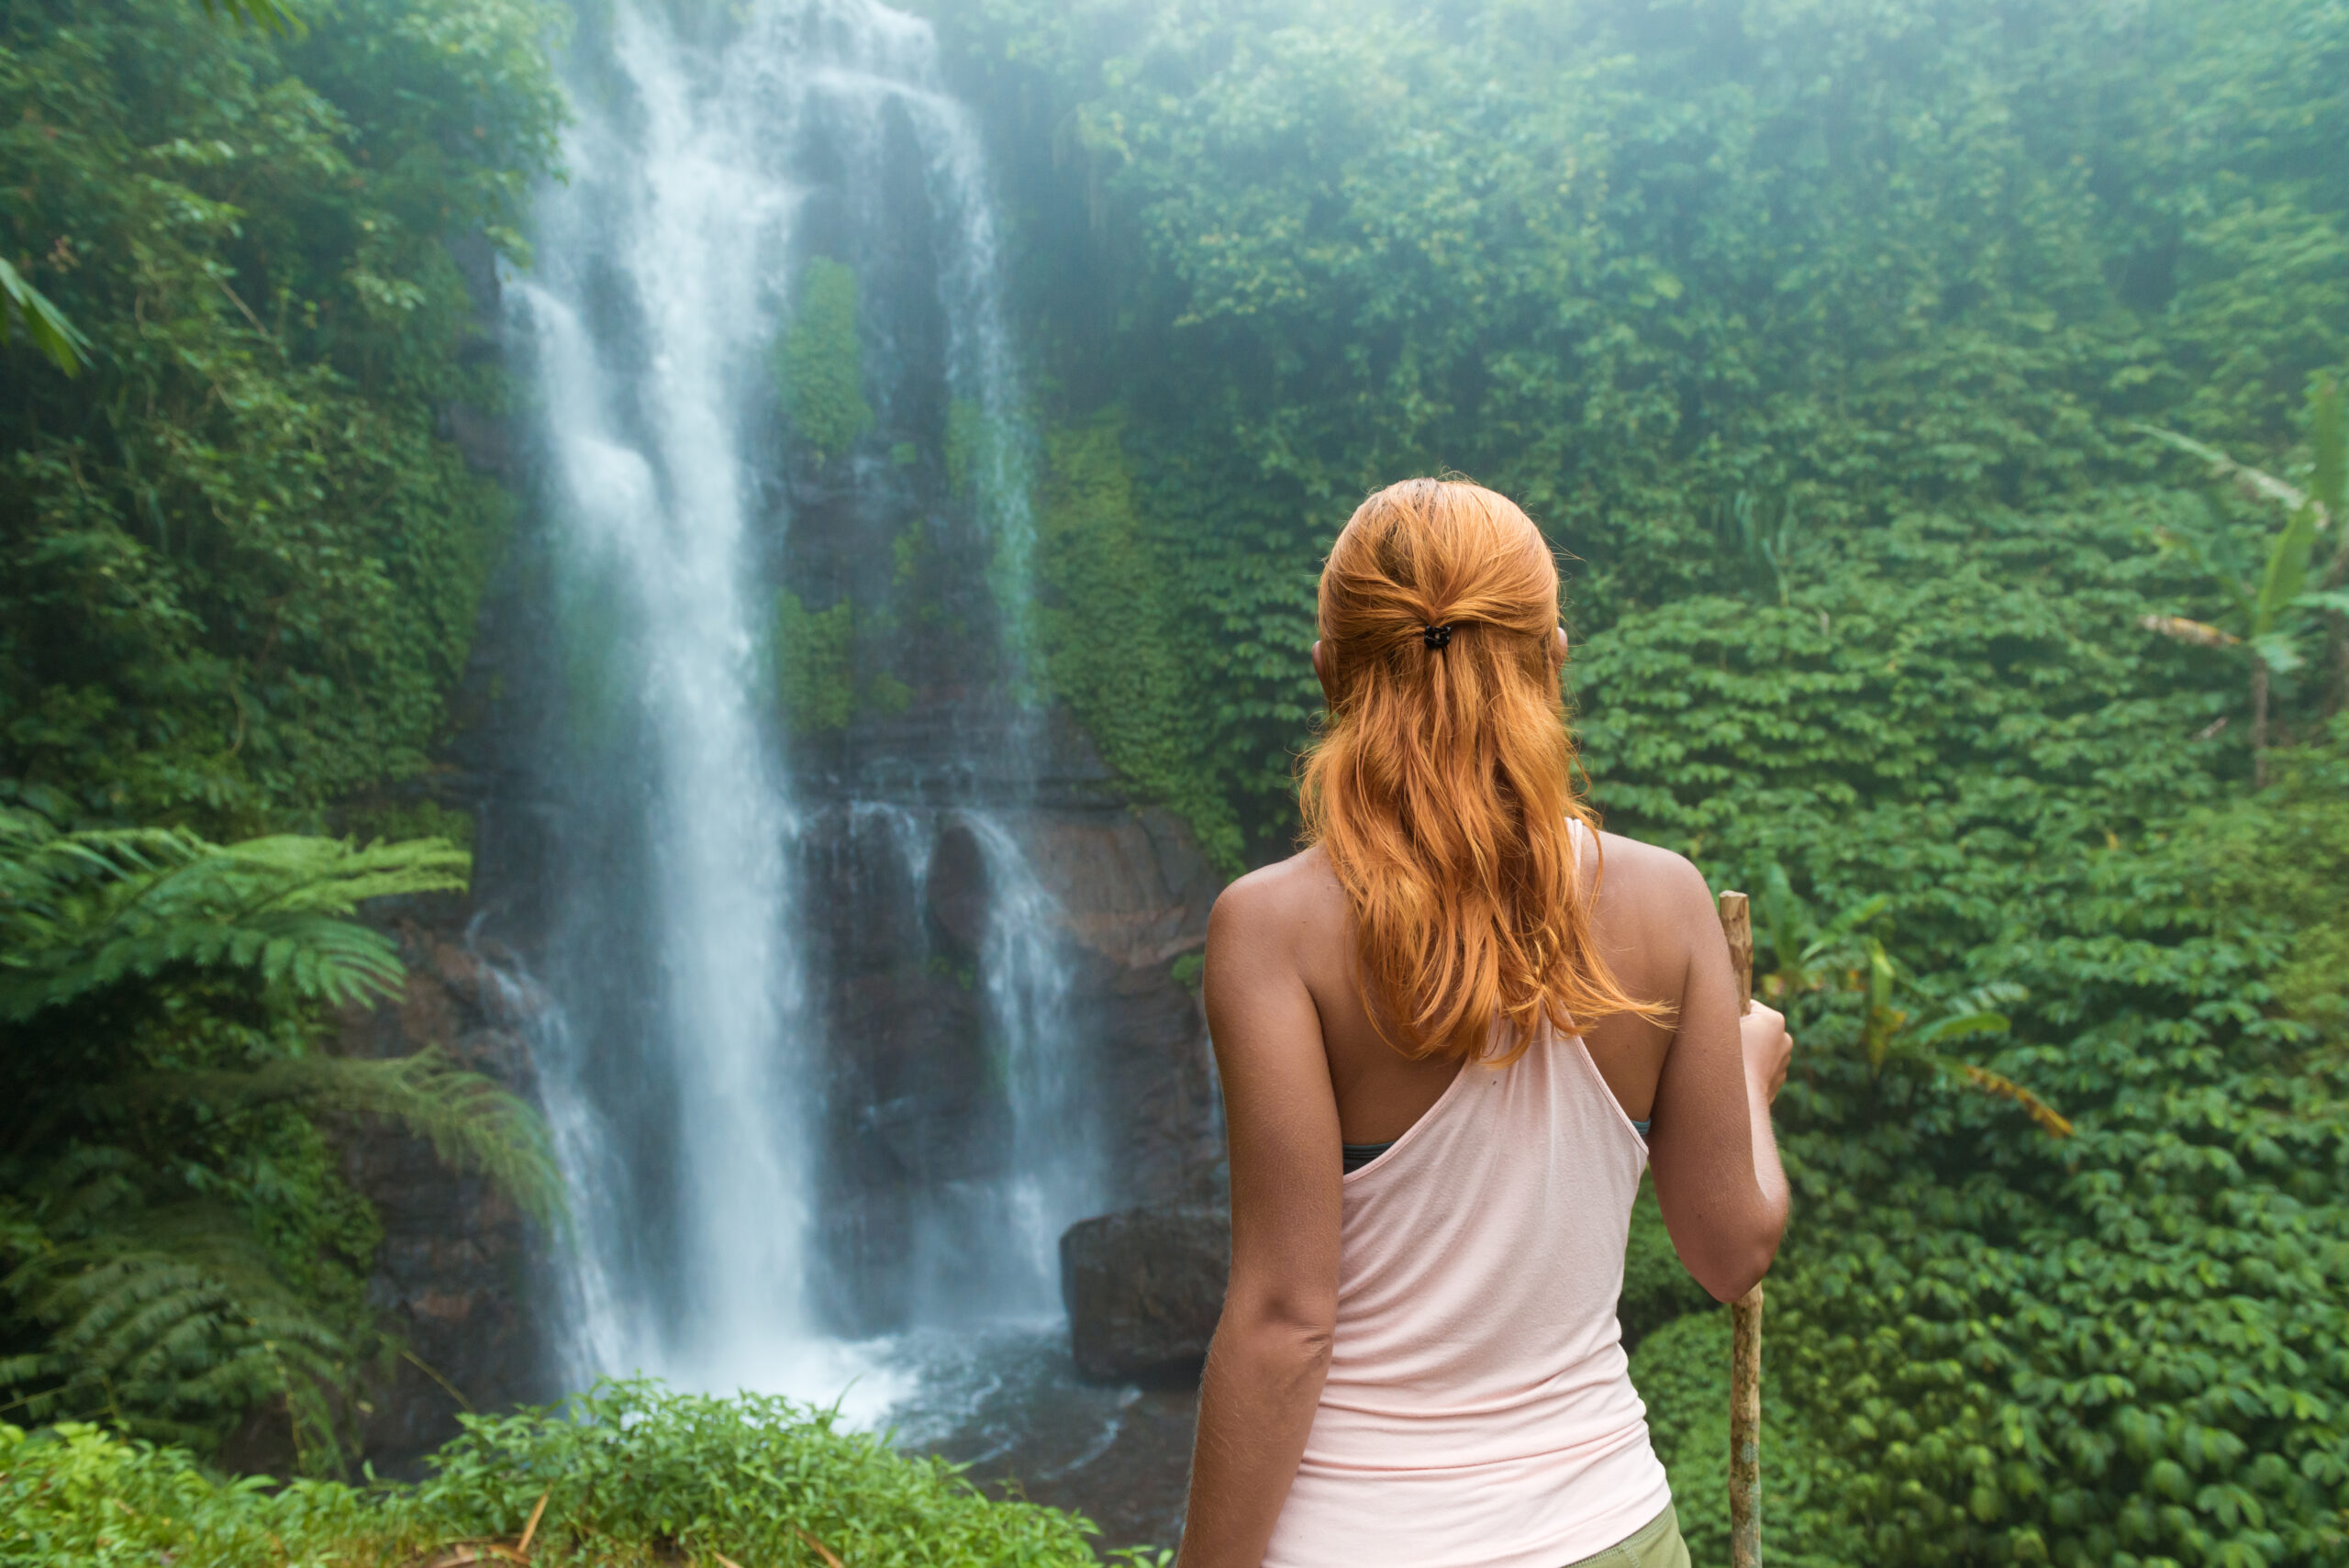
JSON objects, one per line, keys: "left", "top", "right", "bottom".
{"left": 968, "top": 817, "right": 1093, "bottom": 1301}
{"left": 505, "top": 0, "right": 1097, "bottom": 1404}
{"left": 509, "top": 2, "right": 815, "bottom": 1390}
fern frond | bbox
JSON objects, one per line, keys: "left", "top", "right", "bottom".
{"left": 132, "top": 1052, "right": 566, "bottom": 1229}
{"left": 0, "top": 821, "right": 467, "bottom": 1021}
{"left": 6, "top": 1200, "right": 356, "bottom": 1456}
{"left": 216, "top": 836, "right": 473, "bottom": 916}
{"left": 0, "top": 818, "right": 486, "bottom": 1465}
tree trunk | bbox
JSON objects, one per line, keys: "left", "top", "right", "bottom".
{"left": 2252, "top": 661, "right": 2271, "bottom": 788}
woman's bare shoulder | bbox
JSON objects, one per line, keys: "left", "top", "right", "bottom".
{"left": 1210, "top": 844, "right": 1348, "bottom": 947}
{"left": 1593, "top": 828, "right": 1704, "bottom": 884}
{"left": 1589, "top": 828, "right": 1715, "bottom": 949}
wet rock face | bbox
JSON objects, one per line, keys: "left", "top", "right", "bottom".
{"left": 806, "top": 788, "right": 1229, "bottom": 1333}
{"left": 1060, "top": 1206, "right": 1231, "bottom": 1382}
{"left": 923, "top": 818, "right": 992, "bottom": 961}
{"left": 335, "top": 900, "right": 552, "bottom": 1474}
{"left": 1016, "top": 803, "right": 1229, "bottom": 1207}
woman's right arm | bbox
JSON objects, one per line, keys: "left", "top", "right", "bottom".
{"left": 1642, "top": 856, "right": 1792, "bottom": 1301}
{"left": 1177, "top": 873, "right": 1343, "bottom": 1568}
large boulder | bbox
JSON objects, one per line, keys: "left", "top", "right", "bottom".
{"left": 1061, "top": 1206, "right": 1230, "bottom": 1382}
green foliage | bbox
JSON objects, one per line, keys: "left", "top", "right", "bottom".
{"left": 931, "top": 61, "right": 2349, "bottom": 1554}
{"left": 945, "top": 396, "right": 985, "bottom": 497}
{"left": 1617, "top": 1180, "right": 1710, "bottom": 1355}
{"left": 2197, "top": 716, "right": 2349, "bottom": 1039}
{"left": 0, "top": 1380, "right": 1106, "bottom": 1565}
{"left": 867, "top": 669, "right": 914, "bottom": 718}
{"left": 337, "top": 796, "right": 475, "bottom": 855}
{"left": 1037, "top": 417, "right": 1242, "bottom": 869}
{"left": 1633, "top": 1309, "right": 1857, "bottom": 1568}
{"left": 773, "top": 590, "right": 860, "bottom": 736}
{"left": 1717, "top": 493, "right": 1804, "bottom": 610}
{"left": 0, "top": 811, "right": 558, "bottom": 1468}
{"left": 417, "top": 1380, "right": 1102, "bottom": 1566}
{"left": 0, "top": 0, "right": 565, "bottom": 831}
{"left": 1566, "top": 542, "right": 2349, "bottom": 1561}
{"left": 937, "top": 0, "right": 2348, "bottom": 851}
{"left": 0, "top": 1420, "right": 401, "bottom": 1567}
{"left": 767, "top": 589, "right": 918, "bottom": 736}
{"left": 199, "top": 0, "right": 303, "bottom": 34}
{"left": 2140, "top": 381, "right": 2349, "bottom": 780}
{"left": 0, "top": 255, "right": 85, "bottom": 375}
{"left": 778, "top": 259, "right": 874, "bottom": 462}
{"left": 2142, "top": 398, "right": 2335, "bottom": 654}
{"left": 0, "top": 808, "right": 470, "bottom": 1018}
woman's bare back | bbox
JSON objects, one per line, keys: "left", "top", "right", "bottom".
{"left": 1229, "top": 829, "right": 1780, "bottom": 1226}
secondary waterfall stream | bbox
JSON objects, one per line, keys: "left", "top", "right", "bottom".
{"left": 501, "top": 0, "right": 1099, "bottom": 1407}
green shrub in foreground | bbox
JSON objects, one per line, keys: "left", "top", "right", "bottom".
{"left": 0, "top": 1380, "right": 1104, "bottom": 1567}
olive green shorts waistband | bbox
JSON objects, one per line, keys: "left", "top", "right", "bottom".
{"left": 1556, "top": 1503, "right": 1689, "bottom": 1568}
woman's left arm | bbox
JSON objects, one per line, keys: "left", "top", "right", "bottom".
{"left": 1177, "top": 874, "right": 1343, "bottom": 1568}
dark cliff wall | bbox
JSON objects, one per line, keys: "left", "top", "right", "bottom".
{"left": 335, "top": 910, "right": 552, "bottom": 1471}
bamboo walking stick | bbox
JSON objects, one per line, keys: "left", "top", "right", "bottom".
{"left": 1718, "top": 890, "right": 1765, "bottom": 1568}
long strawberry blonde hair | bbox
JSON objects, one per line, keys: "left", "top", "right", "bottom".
{"left": 1299, "top": 478, "right": 1658, "bottom": 1062}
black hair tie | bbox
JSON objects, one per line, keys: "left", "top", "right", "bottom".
{"left": 1422, "top": 623, "right": 1454, "bottom": 650}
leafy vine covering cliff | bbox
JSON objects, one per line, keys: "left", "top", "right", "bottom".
{"left": 0, "top": 0, "right": 563, "bottom": 833}
{"left": 941, "top": 0, "right": 2344, "bottom": 851}
{"left": 932, "top": 0, "right": 2348, "bottom": 1562}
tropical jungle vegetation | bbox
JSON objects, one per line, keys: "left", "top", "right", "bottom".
{"left": 0, "top": 0, "right": 575, "bottom": 1494}
{"left": 930, "top": 0, "right": 2349, "bottom": 1562}
{"left": 0, "top": 1380, "right": 1122, "bottom": 1565}
{"left": 1, "top": 0, "right": 2343, "bottom": 1563}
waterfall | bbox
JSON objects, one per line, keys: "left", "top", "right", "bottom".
{"left": 503, "top": 0, "right": 1095, "bottom": 1402}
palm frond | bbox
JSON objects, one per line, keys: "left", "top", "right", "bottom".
{"left": 1906, "top": 1009, "right": 2010, "bottom": 1050}
{"left": 2136, "top": 422, "right": 2326, "bottom": 526}
{"left": 2253, "top": 503, "right": 2321, "bottom": 638}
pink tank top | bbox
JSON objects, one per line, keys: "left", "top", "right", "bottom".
{"left": 1262, "top": 1022, "right": 1673, "bottom": 1568}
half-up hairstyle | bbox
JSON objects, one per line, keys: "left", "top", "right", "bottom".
{"left": 1299, "top": 478, "right": 1661, "bottom": 1062}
